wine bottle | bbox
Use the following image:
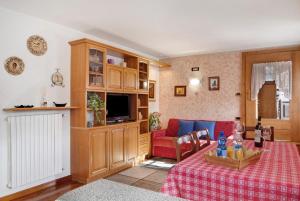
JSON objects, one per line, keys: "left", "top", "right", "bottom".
{"left": 254, "top": 116, "right": 263, "bottom": 147}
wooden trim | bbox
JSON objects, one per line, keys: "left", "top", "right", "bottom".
{"left": 3, "top": 106, "right": 79, "bottom": 112}
{"left": 0, "top": 176, "right": 72, "bottom": 201}
{"left": 243, "top": 45, "right": 300, "bottom": 56}
{"left": 69, "top": 38, "right": 171, "bottom": 68}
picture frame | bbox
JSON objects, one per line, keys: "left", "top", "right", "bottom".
{"left": 149, "top": 80, "right": 156, "bottom": 101}
{"left": 174, "top": 85, "right": 186, "bottom": 96}
{"left": 208, "top": 76, "right": 220, "bottom": 91}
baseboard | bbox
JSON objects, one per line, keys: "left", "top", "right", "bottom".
{"left": 0, "top": 175, "right": 72, "bottom": 201}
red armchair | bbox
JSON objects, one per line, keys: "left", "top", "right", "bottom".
{"left": 151, "top": 118, "right": 235, "bottom": 159}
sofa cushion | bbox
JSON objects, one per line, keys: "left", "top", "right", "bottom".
{"left": 178, "top": 120, "right": 194, "bottom": 137}
{"left": 165, "top": 119, "right": 179, "bottom": 137}
{"left": 194, "top": 121, "right": 216, "bottom": 140}
{"left": 214, "top": 121, "right": 235, "bottom": 140}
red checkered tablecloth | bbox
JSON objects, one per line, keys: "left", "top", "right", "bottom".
{"left": 161, "top": 140, "right": 300, "bottom": 201}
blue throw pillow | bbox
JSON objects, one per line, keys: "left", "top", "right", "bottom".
{"left": 194, "top": 121, "right": 216, "bottom": 140}
{"left": 177, "top": 120, "right": 194, "bottom": 137}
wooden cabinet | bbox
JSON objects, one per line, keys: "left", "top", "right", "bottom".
{"left": 107, "top": 64, "right": 123, "bottom": 91}
{"left": 124, "top": 68, "right": 138, "bottom": 92}
{"left": 87, "top": 44, "right": 106, "bottom": 90}
{"left": 138, "top": 133, "right": 150, "bottom": 156}
{"left": 71, "top": 127, "right": 110, "bottom": 183}
{"left": 70, "top": 38, "right": 158, "bottom": 183}
{"left": 90, "top": 129, "right": 109, "bottom": 176}
{"left": 110, "top": 126, "right": 126, "bottom": 170}
{"left": 126, "top": 123, "right": 139, "bottom": 162}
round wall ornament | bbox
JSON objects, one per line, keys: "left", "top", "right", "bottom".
{"left": 51, "top": 68, "right": 65, "bottom": 87}
{"left": 27, "top": 35, "right": 48, "bottom": 56}
{"left": 4, "top": 56, "right": 25, "bottom": 76}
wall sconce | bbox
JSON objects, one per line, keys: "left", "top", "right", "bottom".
{"left": 189, "top": 78, "right": 200, "bottom": 86}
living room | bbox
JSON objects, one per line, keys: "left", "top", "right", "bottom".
{"left": 0, "top": 1, "right": 300, "bottom": 201}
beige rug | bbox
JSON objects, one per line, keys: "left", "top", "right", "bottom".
{"left": 56, "top": 179, "right": 186, "bottom": 201}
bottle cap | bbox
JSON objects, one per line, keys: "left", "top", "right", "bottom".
{"left": 219, "top": 131, "right": 225, "bottom": 137}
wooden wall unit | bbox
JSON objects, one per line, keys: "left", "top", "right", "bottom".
{"left": 69, "top": 38, "right": 155, "bottom": 183}
{"left": 242, "top": 46, "right": 300, "bottom": 142}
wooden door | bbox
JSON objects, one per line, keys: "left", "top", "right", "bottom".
{"left": 124, "top": 68, "right": 138, "bottom": 92}
{"left": 90, "top": 128, "right": 109, "bottom": 176}
{"left": 126, "top": 123, "right": 139, "bottom": 162}
{"left": 110, "top": 126, "right": 126, "bottom": 170}
{"left": 107, "top": 65, "right": 123, "bottom": 91}
{"left": 291, "top": 51, "right": 300, "bottom": 142}
{"left": 243, "top": 48, "right": 300, "bottom": 141}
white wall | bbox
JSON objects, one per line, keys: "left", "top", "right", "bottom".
{"left": 0, "top": 7, "right": 158, "bottom": 197}
{"left": 149, "top": 64, "right": 160, "bottom": 114}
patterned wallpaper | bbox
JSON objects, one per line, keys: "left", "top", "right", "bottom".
{"left": 159, "top": 52, "right": 242, "bottom": 127}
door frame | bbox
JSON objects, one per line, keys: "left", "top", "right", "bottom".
{"left": 241, "top": 46, "right": 300, "bottom": 142}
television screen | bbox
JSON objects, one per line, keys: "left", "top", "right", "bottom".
{"left": 107, "top": 94, "right": 129, "bottom": 120}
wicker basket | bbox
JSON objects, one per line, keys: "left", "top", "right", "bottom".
{"left": 204, "top": 149, "right": 262, "bottom": 170}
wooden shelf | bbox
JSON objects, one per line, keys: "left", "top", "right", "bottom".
{"left": 3, "top": 106, "right": 79, "bottom": 112}
{"left": 89, "top": 61, "right": 103, "bottom": 65}
{"left": 139, "top": 71, "right": 148, "bottom": 74}
{"left": 87, "top": 108, "right": 105, "bottom": 111}
{"left": 138, "top": 119, "right": 148, "bottom": 122}
{"left": 139, "top": 78, "right": 148, "bottom": 82}
{"left": 107, "top": 63, "right": 137, "bottom": 70}
{"left": 89, "top": 71, "right": 103, "bottom": 76}
{"left": 138, "top": 106, "right": 148, "bottom": 109}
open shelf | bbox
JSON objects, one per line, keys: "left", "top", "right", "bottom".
{"left": 138, "top": 94, "right": 149, "bottom": 107}
{"left": 140, "top": 120, "right": 149, "bottom": 135}
{"left": 107, "top": 49, "right": 138, "bottom": 70}
{"left": 87, "top": 91, "right": 106, "bottom": 127}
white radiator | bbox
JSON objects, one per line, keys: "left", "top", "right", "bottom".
{"left": 7, "top": 113, "right": 63, "bottom": 189}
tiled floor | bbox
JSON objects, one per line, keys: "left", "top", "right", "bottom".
{"left": 106, "top": 157, "right": 176, "bottom": 192}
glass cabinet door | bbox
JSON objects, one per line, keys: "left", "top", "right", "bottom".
{"left": 138, "top": 61, "right": 149, "bottom": 91}
{"left": 88, "top": 48, "right": 105, "bottom": 88}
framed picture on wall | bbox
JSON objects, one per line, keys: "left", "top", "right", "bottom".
{"left": 174, "top": 85, "right": 186, "bottom": 96}
{"left": 208, "top": 76, "right": 220, "bottom": 91}
{"left": 149, "top": 80, "right": 156, "bottom": 101}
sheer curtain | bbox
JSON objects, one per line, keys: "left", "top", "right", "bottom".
{"left": 251, "top": 61, "right": 292, "bottom": 101}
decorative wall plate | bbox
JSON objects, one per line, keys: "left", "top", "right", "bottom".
{"left": 27, "top": 35, "right": 48, "bottom": 56}
{"left": 51, "top": 68, "right": 65, "bottom": 87}
{"left": 4, "top": 56, "right": 25, "bottom": 75}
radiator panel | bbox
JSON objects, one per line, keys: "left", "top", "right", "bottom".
{"left": 7, "top": 114, "right": 63, "bottom": 188}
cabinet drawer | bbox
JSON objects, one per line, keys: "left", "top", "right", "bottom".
{"left": 139, "top": 144, "right": 150, "bottom": 154}
{"left": 139, "top": 136, "right": 150, "bottom": 144}
{"left": 139, "top": 133, "right": 150, "bottom": 141}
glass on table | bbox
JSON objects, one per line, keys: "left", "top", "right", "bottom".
{"left": 262, "top": 126, "right": 272, "bottom": 141}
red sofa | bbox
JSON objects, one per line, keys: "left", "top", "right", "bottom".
{"left": 151, "top": 118, "right": 235, "bottom": 159}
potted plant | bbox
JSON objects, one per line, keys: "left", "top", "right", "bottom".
{"left": 149, "top": 112, "right": 161, "bottom": 131}
{"left": 88, "top": 93, "right": 105, "bottom": 125}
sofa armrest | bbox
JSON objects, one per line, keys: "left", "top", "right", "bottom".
{"left": 151, "top": 129, "right": 167, "bottom": 139}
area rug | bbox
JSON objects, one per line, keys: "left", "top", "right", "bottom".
{"left": 56, "top": 179, "right": 186, "bottom": 201}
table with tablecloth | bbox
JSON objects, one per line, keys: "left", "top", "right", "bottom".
{"left": 161, "top": 140, "right": 300, "bottom": 201}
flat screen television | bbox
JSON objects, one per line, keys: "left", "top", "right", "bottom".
{"left": 106, "top": 94, "right": 130, "bottom": 122}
